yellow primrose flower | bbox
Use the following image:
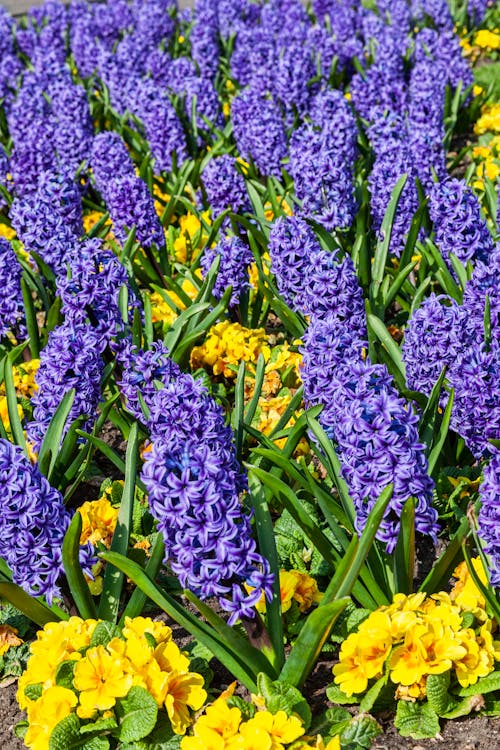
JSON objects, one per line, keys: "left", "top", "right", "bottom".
{"left": 185, "top": 695, "right": 242, "bottom": 745}
{"left": 0, "top": 624, "right": 22, "bottom": 655}
{"left": 78, "top": 495, "right": 119, "bottom": 547}
{"left": 248, "top": 252, "right": 272, "bottom": 290}
{"left": 394, "top": 678, "right": 428, "bottom": 702}
{"left": 24, "top": 686, "right": 78, "bottom": 750}
{"left": 154, "top": 639, "right": 191, "bottom": 674}
{"left": 453, "top": 623, "right": 497, "bottom": 687}
{"left": 190, "top": 321, "right": 270, "bottom": 377}
{"left": 475, "top": 104, "right": 500, "bottom": 135}
{"left": 123, "top": 615, "right": 172, "bottom": 644}
{"left": 333, "top": 618, "right": 391, "bottom": 696}
{"left": 0, "top": 223, "right": 16, "bottom": 240}
{"left": 163, "top": 670, "right": 207, "bottom": 734}
{"left": 474, "top": 29, "right": 500, "bottom": 49}
{"left": 240, "top": 710, "right": 304, "bottom": 749}
{"left": 451, "top": 557, "right": 487, "bottom": 615}
{"left": 74, "top": 644, "right": 133, "bottom": 711}
{"left": 150, "top": 273, "right": 201, "bottom": 328}
{"left": 173, "top": 211, "right": 210, "bottom": 264}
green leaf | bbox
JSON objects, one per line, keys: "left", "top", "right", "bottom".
{"left": 3, "top": 343, "right": 30, "bottom": 453}
{"left": 118, "top": 534, "right": 166, "bottom": 625}
{"left": 37, "top": 389, "right": 76, "bottom": 476}
{"left": 393, "top": 498, "right": 415, "bottom": 595}
{"left": 257, "top": 673, "right": 312, "bottom": 729}
{"left": 115, "top": 686, "right": 158, "bottom": 742}
{"left": 80, "top": 716, "right": 117, "bottom": 735}
{"left": 366, "top": 313, "right": 406, "bottom": 382}
{"left": 90, "top": 621, "right": 122, "bottom": 648}
{"left": 48, "top": 713, "right": 81, "bottom": 750}
{"left": 62, "top": 512, "right": 98, "bottom": 620}
{"left": 457, "top": 670, "right": 500, "bottom": 697}
{"left": 278, "top": 599, "right": 349, "bottom": 689}
{"left": 119, "top": 712, "right": 182, "bottom": 749}
{"left": 394, "top": 700, "right": 441, "bottom": 739}
{"left": 359, "top": 675, "right": 389, "bottom": 713}
{"left": 24, "top": 683, "right": 43, "bottom": 701}
{"left": 340, "top": 713, "right": 383, "bottom": 748}
{"left": 427, "top": 388, "right": 455, "bottom": 477}
{"left": 418, "top": 367, "right": 447, "bottom": 451}
{"left": 247, "top": 473, "right": 285, "bottom": 672}
{"left": 426, "top": 672, "right": 458, "bottom": 716}
{"left": 55, "top": 660, "right": 77, "bottom": 690}
{"left": 247, "top": 466, "right": 338, "bottom": 568}
{"left": 371, "top": 174, "right": 408, "bottom": 304}
{"left": 0, "top": 581, "right": 67, "bottom": 627}
{"left": 325, "top": 684, "right": 360, "bottom": 705}
{"left": 99, "top": 422, "right": 139, "bottom": 622}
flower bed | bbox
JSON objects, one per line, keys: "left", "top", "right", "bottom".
{"left": 0, "top": 0, "right": 499, "bottom": 748}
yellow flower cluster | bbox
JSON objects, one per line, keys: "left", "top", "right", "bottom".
{"left": 474, "top": 29, "right": 500, "bottom": 50}
{"left": 79, "top": 491, "right": 119, "bottom": 548}
{"left": 181, "top": 685, "right": 339, "bottom": 750}
{"left": 190, "top": 322, "right": 270, "bottom": 378}
{"left": 334, "top": 569, "right": 500, "bottom": 700}
{"left": 246, "top": 342, "right": 306, "bottom": 453}
{"left": 150, "top": 273, "right": 202, "bottom": 329}
{"left": 0, "top": 623, "right": 23, "bottom": 656}
{"left": 18, "top": 616, "right": 207, "bottom": 750}
{"left": 0, "top": 359, "right": 39, "bottom": 435}
{"left": 173, "top": 211, "right": 210, "bottom": 264}
{"left": 254, "top": 569, "right": 322, "bottom": 615}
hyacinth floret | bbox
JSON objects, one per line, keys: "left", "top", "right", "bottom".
{"left": 478, "top": 451, "right": 500, "bottom": 588}
{"left": 139, "top": 367, "right": 273, "bottom": 623}
{"left": 231, "top": 88, "right": 287, "bottom": 177}
{"left": 201, "top": 235, "right": 253, "bottom": 308}
{"left": 58, "top": 237, "right": 142, "bottom": 348}
{"left": 0, "top": 238, "right": 26, "bottom": 340}
{"left": 202, "top": 154, "right": 250, "bottom": 219}
{"left": 320, "top": 360, "right": 438, "bottom": 551}
{"left": 289, "top": 122, "right": 357, "bottom": 233}
{"left": 429, "top": 178, "right": 494, "bottom": 269}
{"left": 28, "top": 322, "right": 104, "bottom": 451}
{"left": 402, "top": 293, "right": 465, "bottom": 400}
{"left": 104, "top": 174, "right": 164, "bottom": 250}
{"left": 117, "top": 340, "right": 180, "bottom": 422}
{"left": 91, "top": 131, "right": 136, "bottom": 199}
{"left": 9, "top": 169, "right": 83, "bottom": 274}
{"left": 268, "top": 215, "right": 322, "bottom": 311}
{"left": 0, "top": 438, "right": 94, "bottom": 603}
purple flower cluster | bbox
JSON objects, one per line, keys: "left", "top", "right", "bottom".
{"left": 403, "top": 247, "right": 500, "bottom": 459}
{"left": 478, "top": 451, "right": 500, "bottom": 588}
{"left": 268, "top": 215, "right": 322, "bottom": 311}
{"left": 117, "top": 340, "right": 180, "bottom": 423}
{"left": 402, "top": 294, "right": 465, "bottom": 400}
{"left": 91, "top": 131, "right": 136, "bottom": 191}
{"left": 0, "top": 438, "right": 93, "bottom": 604}
{"left": 231, "top": 89, "right": 287, "bottom": 177}
{"left": 140, "top": 369, "right": 273, "bottom": 623}
{"left": 102, "top": 174, "right": 164, "bottom": 250}
{"left": 429, "top": 178, "right": 494, "bottom": 269}
{"left": 58, "top": 237, "right": 142, "bottom": 347}
{"left": 202, "top": 154, "right": 250, "bottom": 220}
{"left": 0, "top": 238, "right": 25, "bottom": 340}
{"left": 289, "top": 92, "right": 358, "bottom": 232}
{"left": 10, "top": 169, "right": 83, "bottom": 275}
{"left": 48, "top": 74, "right": 93, "bottom": 177}
{"left": 28, "top": 322, "right": 104, "bottom": 451}
{"left": 367, "top": 112, "right": 420, "bottom": 258}
{"left": 201, "top": 235, "right": 253, "bottom": 308}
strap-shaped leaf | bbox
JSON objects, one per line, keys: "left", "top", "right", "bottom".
{"left": 62, "top": 512, "right": 98, "bottom": 620}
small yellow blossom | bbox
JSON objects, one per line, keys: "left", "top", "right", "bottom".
{"left": 24, "top": 686, "right": 78, "bottom": 750}
{"left": 74, "top": 645, "right": 133, "bottom": 711}
{"left": 190, "top": 321, "right": 270, "bottom": 378}
{"left": 474, "top": 30, "right": 500, "bottom": 50}
{"left": 150, "top": 273, "right": 202, "bottom": 328}
{"left": 164, "top": 670, "right": 208, "bottom": 734}
{"left": 78, "top": 495, "right": 119, "bottom": 547}
{"left": 0, "top": 223, "right": 16, "bottom": 241}
{"left": 451, "top": 557, "right": 487, "bottom": 616}
{"left": 173, "top": 211, "right": 210, "bottom": 264}
{"left": 0, "top": 624, "right": 23, "bottom": 655}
